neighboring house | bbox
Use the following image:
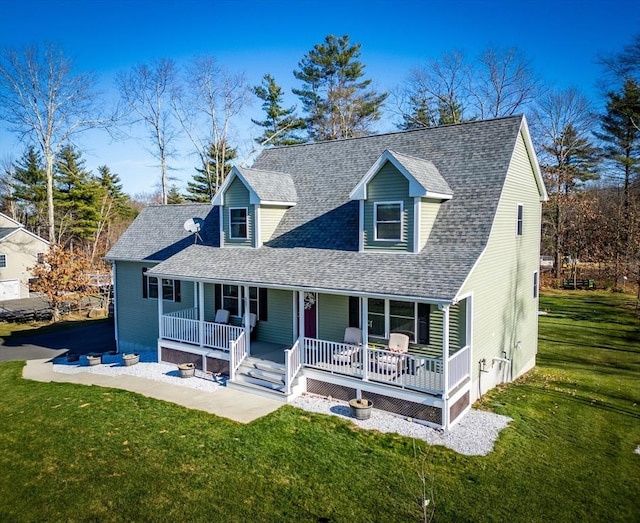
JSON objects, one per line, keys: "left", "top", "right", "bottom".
{"left": 106, "top": 115, "right": 547, "bottom": 430}
{"left": 0, "top": 213, "right": 49, "bottom": 301}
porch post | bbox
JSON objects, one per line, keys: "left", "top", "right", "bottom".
{"left": 198, "top": 281, "right": 204, "bottom": 347}
{"left": 157, "top": 289, "right": 164, "bottom": 339}
{"left": 440, "top": 304, "right": 450, "bottom": 429}
{"left": 298, "top": 290, "right": 305, "bottom": 345}
{"left": 243, "top": 285, "right": 250, "bottom": 353}
{"left": 361, "top": 297, "right": 369, "bottom": 381}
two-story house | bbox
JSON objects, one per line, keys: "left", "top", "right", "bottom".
{"left": 106, "top": 115, "right": 547, "bottom": 429}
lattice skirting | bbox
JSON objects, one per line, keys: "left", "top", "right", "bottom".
{"left": 161, "top": 347, "right": 203, "bottom": 369}
{"left": 449, "top": 391, "right": 470, "bottom": 423}
{"left": 306, "top": 378, "right": 442, "bottom": 426}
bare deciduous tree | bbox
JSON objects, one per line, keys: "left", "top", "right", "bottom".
{"left": 116, "top": 58, "right": 180, "bottom": 205}
{"left": 171, "top": 56, "right": 250, "bottom": 197}
{"left": 468, "top": 47, "right": 542, "bottom": 119}
{"left": 0, "top": 44, "right": 107, "bottom": 242}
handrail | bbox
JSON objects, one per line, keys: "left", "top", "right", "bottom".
{"left": 447, "top": 345, "right": 470, "bottom": 392}
{"left": 284, "top": 340, "right": 302, "bottom": 395}
{"left": 229, "top": 331, "right": 247, "bottom": 381}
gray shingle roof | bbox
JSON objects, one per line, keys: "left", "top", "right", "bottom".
{"left": 236, "top": 166, "right": 298, "bottom": 203}
{"left": 119, "top": 116, "right": 530, "bottom": 301}
{"left": 387, "top": 150, "right": 453, "bottom": 197}
{"left": 105, "top": 203, "right": 218, "bottom": 261}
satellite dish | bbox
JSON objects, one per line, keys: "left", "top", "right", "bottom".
{"left": 183, "top": 217, "right": 204, "bottom": 243}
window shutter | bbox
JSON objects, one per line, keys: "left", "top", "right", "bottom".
{"left": 348, "top": 296, "right": 360, "bottom": 328}
{"left": 418, "top": 303, "right": 430, "bottom": 345}
{"left": 214, "top": 284, "right": 222, "bottom": 311}
{"left": 142, "top": 268, "right": 148, "bottom": 298}
{"left": 259, "top": 288, "right": 268, "bottom": 321}
{"left": 174, "top": 280, "right": 181, "bottom": 302}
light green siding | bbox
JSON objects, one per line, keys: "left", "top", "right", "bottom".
{"left": 363, "top": 162, "right": 413, "bottom": 251}
{"left": 317, "top": 294, "right": 349, "bottom": 342}
{"left": 460, "top": 131, "right": 541, "bottom": 397}
{"left": 115, "top": 261, "right": 195, "bottom": 351}
{"left": 203, "top": 282, "right": 216, "bottom": 321}
{"left": 260, "top": 205, "right": 288, "bottom": 243}
{"left": 255, "top": 289, "right": 294, "bottom": 345}
{"left": 418, "top": 198, "right": 441, "bottom": 251}
{"left": 223, "top": 177, "right": 253, "bottom": 247}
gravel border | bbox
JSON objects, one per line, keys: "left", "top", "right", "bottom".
{"left": 291, "top": 394, "right": 512, "bottom": 456}
{"left": 52, "top": 355, "right": 511, "bottom": 455}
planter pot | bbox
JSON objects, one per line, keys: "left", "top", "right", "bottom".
{"left": 122, "top": 353, "right": 140, "bottom": 366}
{"left": 178, "top": 362, "right": 196, "bottom": 378}
{"left": 86, "top": 354, "right": 101, "bottom": 366}
{"left": 349, "top": 398, "right": 373, "bottom": 420}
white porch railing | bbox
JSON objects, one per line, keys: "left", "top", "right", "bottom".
{"left": 447, "top": 344, "right": 470, "bottom": 392}
{"left": 284, "top": 340, "right": 302, "bottom": 395}
{"left": 162, "top": 315, "right": 200, "bottom": 345}
{"left": 161, "top": 310, "right": 243, "bottom": 351}
{"left": 229, "top": 331, "right": 247, "bottom": 381}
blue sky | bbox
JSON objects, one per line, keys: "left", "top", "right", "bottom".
{"left": 1, "top": 0, "right": 638, "bottom": 196}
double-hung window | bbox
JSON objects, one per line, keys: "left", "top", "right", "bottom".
{"left": 142, "top": 268, "right": 180, "bottom": 302}
{"left": 374, "top": 202, "right": 403, "bottom": 241}
{"left": 216, "top": 284, "right": 268, "bottom": 321}
{"left": 229, "top": 208, "right": 248, "bottom": 239}
{"left": 0, "top": 254, "right": 6, "bottom": 268}
{"left": 222, "top": 284, "right": 240, "bottom": 316}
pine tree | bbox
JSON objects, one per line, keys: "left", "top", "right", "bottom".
{"left": 11, "top": 146, "right": 48, "bottom": 235}
{"left": 186, "top": 141, "right": 237, "bottom": 202}
{"left": 594, "top": 78, "right": 640, "bottom": 282}
{"left": 293, "top": 34, "right": 387, "bottom": 141}
{"left": 167, "top": 185, "right": 186, "bottom": 204}
{"left": 54, "top": 145, "right": 101, "bottom": 246}
{"left": 252, "top": 74, "right": 306, "bottom": 146}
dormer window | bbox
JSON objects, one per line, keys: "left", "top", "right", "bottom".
{"left": 229, "top": 208, "right": 248, "bottom": 239}
{"left": 375, "top": 202, "right": 403, "bottom": 241}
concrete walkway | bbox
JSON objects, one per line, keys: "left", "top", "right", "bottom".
{"left": 22, "top": 359, "right": 284, "bottom": 424}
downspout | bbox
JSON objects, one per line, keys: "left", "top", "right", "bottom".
{"left": 112, "top": 263, "right": 119, "bottom": 352}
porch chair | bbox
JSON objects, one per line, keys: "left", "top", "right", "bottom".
{"left": 214, "top": 309, "right": 230, "bottom": 324}
{"left": 375, "top": 332, "right": 410, "bottom": 377}
{"left": 332, "top": 327, "right": 363, "bottom": 365}
{"left": 242, "top": 312, "right": 258, "bottom": 340}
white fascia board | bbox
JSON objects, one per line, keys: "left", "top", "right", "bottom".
{"left": 424, "top": 191, "right": 453, "bottom": 201}
{"left": 211, "top": 168, "right": 238, "bottom": 206}
{"left": 260, "top": 201, "right": 297, "bottom": 207}
{"left": 520, "top": 116, "right": 549, "bottom": 202}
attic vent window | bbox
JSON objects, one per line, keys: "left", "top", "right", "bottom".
{"left": 230, "top": 208, "right": 248, "bottom": 239}
{"left": 375, "top": 202, "right": 403, "bottom": 241}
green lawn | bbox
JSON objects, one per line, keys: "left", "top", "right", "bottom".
{"left": 0, "top": 291, "right": 638, "bottom": 522}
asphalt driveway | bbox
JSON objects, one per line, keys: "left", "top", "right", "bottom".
{"left": 0, "top": 320, "right": 116, "bottom": 362}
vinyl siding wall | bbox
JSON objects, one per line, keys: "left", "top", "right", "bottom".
{"left": 256, "top": 288, "right": 294, "bottom": 345}
{"left": 418, "top": 198, "right": 442, "bottom": 251}
{"left": 223, "top": 177, "right": 253, "bottom": 247}
{"left": 460, "top": 131, "right": 542, "bottom": 399}
{"left": 260, "top": 205, "right": 289, "bottom": 244}
{"left": 317, "top": 294, "right": 350, "bottom": 342}
{"left": 115, "top": 261, "right": 195, "bottom": 352}
{"left": 363, "top": 163, "right": 413, "bottom": 252}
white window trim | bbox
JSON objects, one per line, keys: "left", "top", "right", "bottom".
{"left": 223, "top": 284, "right": 260, "bottom": 319}
{"left": 143, "top": 268, "right": 178, "bottom": 302}
{"left": 229, "top": 207, "right": 248, "bottom": 240}
{"left": 374, "top": 201, "right": 404, "bottom": 242}
{"left": 516, "top": 203, "right": 524, "bottom": 236}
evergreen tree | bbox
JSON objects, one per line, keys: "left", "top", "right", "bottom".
{"left": 252, "top": 74, "right": 306, "bottom": 146}
{"left": 594, "top": 78, "right": 640, "bottom": 281}
{"left": 186, "top": 141, "right": 237, "bottom": 202}
{"left": 11, "top": 146, "right": 48, "bottom": 235}
{"left": 167, "top": 185, "right": 186, "bottom": 204}
{"left": 54, "top": 145, "right": 101, "bottom": 246}
{"left": 293, "top": 34, "right": 387, "bottom": 141}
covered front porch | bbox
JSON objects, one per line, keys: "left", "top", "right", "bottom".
{"left": 156, "top": 282, "right": 472, "bottom": 417}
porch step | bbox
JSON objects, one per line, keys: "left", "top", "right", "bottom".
{"left": 233, "top": 357, "right": 288, "bottom": 395}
